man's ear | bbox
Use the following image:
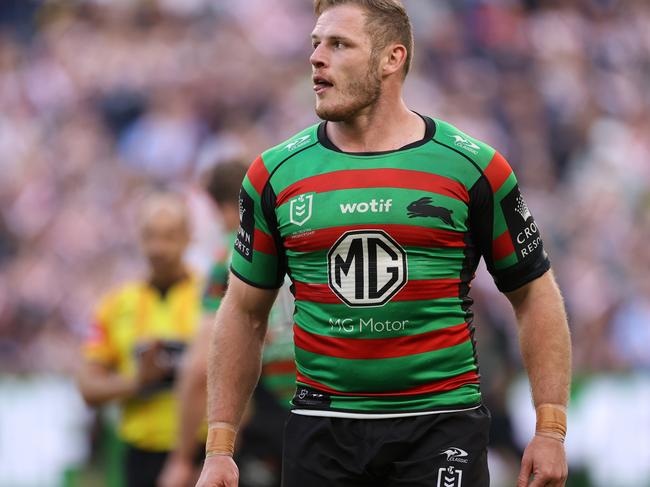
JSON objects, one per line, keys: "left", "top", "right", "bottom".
{"left": 381, "top": 44, "right": 407, "bottom": 77}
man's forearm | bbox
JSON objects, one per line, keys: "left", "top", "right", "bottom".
{"left": 206, "top": 293, "right": 267, "bottom": 428}
{"left": 510, "top": 271, "right": 572, "bottom": 407}
{"left": 173, "top": 318, "right": 212, "bottom": 460}
{"left": 77, "top": 365, "right": 137, "bottom": 406}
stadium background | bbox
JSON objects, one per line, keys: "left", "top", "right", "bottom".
{"left": 0, "top": 0, "right": 648, "bottom": 486}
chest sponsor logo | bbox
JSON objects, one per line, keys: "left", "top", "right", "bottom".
{"left": 328, "top": 230, "right": 407, "bottom": 307}
{"left": 407, "top": 197, "right": 455, "bottom": 228}
{"left": 234, "top": 188, "right": 254, "bottom": 262}
{"left": 437, "top": 466, "right": 463, "bottom": 487}
{"left": 329, "top": 317, "right": 409, "bottom": 334}
{"left": 515, "top": 194, "right": 532, "bottom": 221}
{"left": 450, "top": 134, "right": 480, "bottom": 154}
{"left": 340, "top": 198, "right": 392, "bottom": 214}
{"left": 501, "top": 186, "right": 542, "bottom": 259}
{"left": 289, "top": 193, "right": 314, "bottom": 227}
{"left": 441, "top": 447, "right": 469, "bottom": 464}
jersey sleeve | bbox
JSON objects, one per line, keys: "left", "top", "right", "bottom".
{"left": 202, "top": 257, "right": 228, "bottom": 312}
{"left": 230, "top": 155, "right": 285, "bottom": 289}
{"left": 469, "top": 151, "right": 550, "bottom": 292}
{"left": 83, "top": 295, "right": 119, "bottom": 366}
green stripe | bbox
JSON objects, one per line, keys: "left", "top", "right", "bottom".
{"left": 325, "top": 384, "right": 481, "bottom": 412}
{"left": 295, "top": 300, "right": 467, "bottom": 339}
{"left": 271, "top": 142, "right": 482, "bottom": 193}
{"left": 278, "top": 192, "right": 468, "bottom": 236}
{"left": 262, "top": 373, "right": 296, "bottom": 390}
{"left": 231, "top": 250, "right": 280, "bottom": 288}
{"left": 202, "top": 296, "right": 221, "bottom": 312}
{"left": 295, "top": 340, "right": 477, "bottom": 393}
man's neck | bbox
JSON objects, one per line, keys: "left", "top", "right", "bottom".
{"left": 149, "top": 267, "right": 187, "bottom": 295}
{"left": 325, "top": 98, "right": 424, "bottom": 153}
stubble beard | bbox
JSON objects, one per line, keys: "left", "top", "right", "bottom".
{"left": 315, "top": 61, "right": 382, "bottom": 122}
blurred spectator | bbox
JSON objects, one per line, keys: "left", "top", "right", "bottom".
{"left": 76, "top": 192, "right": 203, "bottom": 487}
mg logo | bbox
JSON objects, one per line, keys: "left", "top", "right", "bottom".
{"left": 289, "top": 193, "right": 314, "bottom": 226}
{"left": 327, "top": 230, "right": 407, "bottom": 307}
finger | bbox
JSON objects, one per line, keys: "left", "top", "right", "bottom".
{"left": 517, "top": 455, "right": 533, "bottom": 487}
{"left": 527, "top": 475, "right": 547, "bottom": 487}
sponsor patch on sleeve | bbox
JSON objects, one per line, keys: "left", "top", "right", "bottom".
{"left": 234, "top": 188, "right": 255, "bottom": 262}
{"left": 500, "top": 186, "right": 543, "bottom": 260}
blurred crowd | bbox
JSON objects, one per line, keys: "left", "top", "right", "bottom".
{"left": 1, "top": 0, "right": 649, "bottom": 375}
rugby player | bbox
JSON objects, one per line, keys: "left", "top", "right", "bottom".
{"left": 196, "top": 1, "right": 571, "bottom": 486}
{"left": 160, "top": 161, "right": 295, "bottom": 487}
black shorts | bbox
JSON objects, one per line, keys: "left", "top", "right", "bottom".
{"left": 124, "top": 442, "right": 204, "bottom": 487}
{"left": 124, "top": 444, "right": 168, "bottom": 487}
{"left": 281, "top": 405, "right": 490, "bottom": 487}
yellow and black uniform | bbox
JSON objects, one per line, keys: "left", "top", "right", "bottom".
{"left": 84, "top": 275, "right": 202, "bottom": 486}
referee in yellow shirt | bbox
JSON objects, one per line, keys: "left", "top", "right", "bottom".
{"left": 77, "top": 192, "right": 203, "bottom": 487}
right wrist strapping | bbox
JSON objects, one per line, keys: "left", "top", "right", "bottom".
{"left": 535, "top": 403, "right": 567, "bottom": 443}
{"left": 205, "top": 422, "right": 237, "bottom": 457}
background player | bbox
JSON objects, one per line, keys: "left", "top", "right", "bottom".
{"left": 159, "top": 162, "right": 295, "bottom": 487}
{"left": 77, "top": 192, "right": 202, "bottom": 487}
{"left": 196, "top": 1, "right": 571, "bottom": 486}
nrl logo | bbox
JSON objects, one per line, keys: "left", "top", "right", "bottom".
{"left": 289, "top": 193, "right": 314, "bottom": 226}
{"left": 450, "top": 134, "right": 480, "bottom": 154}
{"left": 437, "top": 466, "right": 463, "bottom": 487}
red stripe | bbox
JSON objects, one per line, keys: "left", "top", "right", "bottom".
{"left": 293, "top": 279, "right": 460, "bottom": 304}
{"left": 276, "top": 169, "right": 468, "bottom": 206}
{"left": 285, "top": 224, "right": 464, "bottom": 252}
{"left": 253, "top": 228, "right": 276, "bottom": 255}
{"left": 483, "top": 152, "right": 512, "bottom": 193}
{"left": 295, "top": 370, "right": 479, "bottom": 397}
{"left": 247, "top": 155, "right": 270, "bottom": 195}
{"left": 262, "top": 360, "right": 296, "bottom": 376}
{"left": 492, "top": 230, "right": 515, "bottom": 261}
{"left": 294, "top": 322, "right": 470, "bottom": 360}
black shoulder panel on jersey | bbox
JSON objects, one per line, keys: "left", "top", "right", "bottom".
{"left": 261, "top": 181, "right": 288, "bottom": 288}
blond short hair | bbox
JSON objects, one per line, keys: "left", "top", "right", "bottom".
{"left": 314, "top": 0, "right": 414, "bottom": 76}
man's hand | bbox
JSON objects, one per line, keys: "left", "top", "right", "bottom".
{"left": 136, "top": 340, "right": 173, "bottom": 389}
{"left": 517, "top": 435, "right": 568, "bottom": 487}
{"left": 195, "top": 455, "right": 239, "bottom": 487}
{"left": 158, "top": 452, "right": 196, "bottom": 487}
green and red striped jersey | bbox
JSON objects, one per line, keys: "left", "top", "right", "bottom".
{"left": 231, "top": 116, "right": 549, "bottom": 416}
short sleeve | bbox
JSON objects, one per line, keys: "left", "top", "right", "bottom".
{"left": 230, "top": 155, "right": 285, "bottom": 289}
{"left": 83, "top": 296, "right": 118, "bottom": 366}
{"left": 469, "top": 151, "right": 550, "bottom": 292}
{"left": 202, "top": 257, "right": 228, "bottom": 312}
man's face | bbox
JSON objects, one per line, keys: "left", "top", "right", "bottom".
{"left": 310, "top": 5, "right": 382, "bottom": 122}
{"left": 139, "top": 209, "right": 189, "bottom": 275}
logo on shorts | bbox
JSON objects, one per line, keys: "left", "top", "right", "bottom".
{"left": 441, "top": 447, "right": 469, "bottom": 464}
{"left": 289, "top": 193, "right": 314, "bottom": 226}
{"left": 437, "top": 466, "right": 463, "bottom": 487}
